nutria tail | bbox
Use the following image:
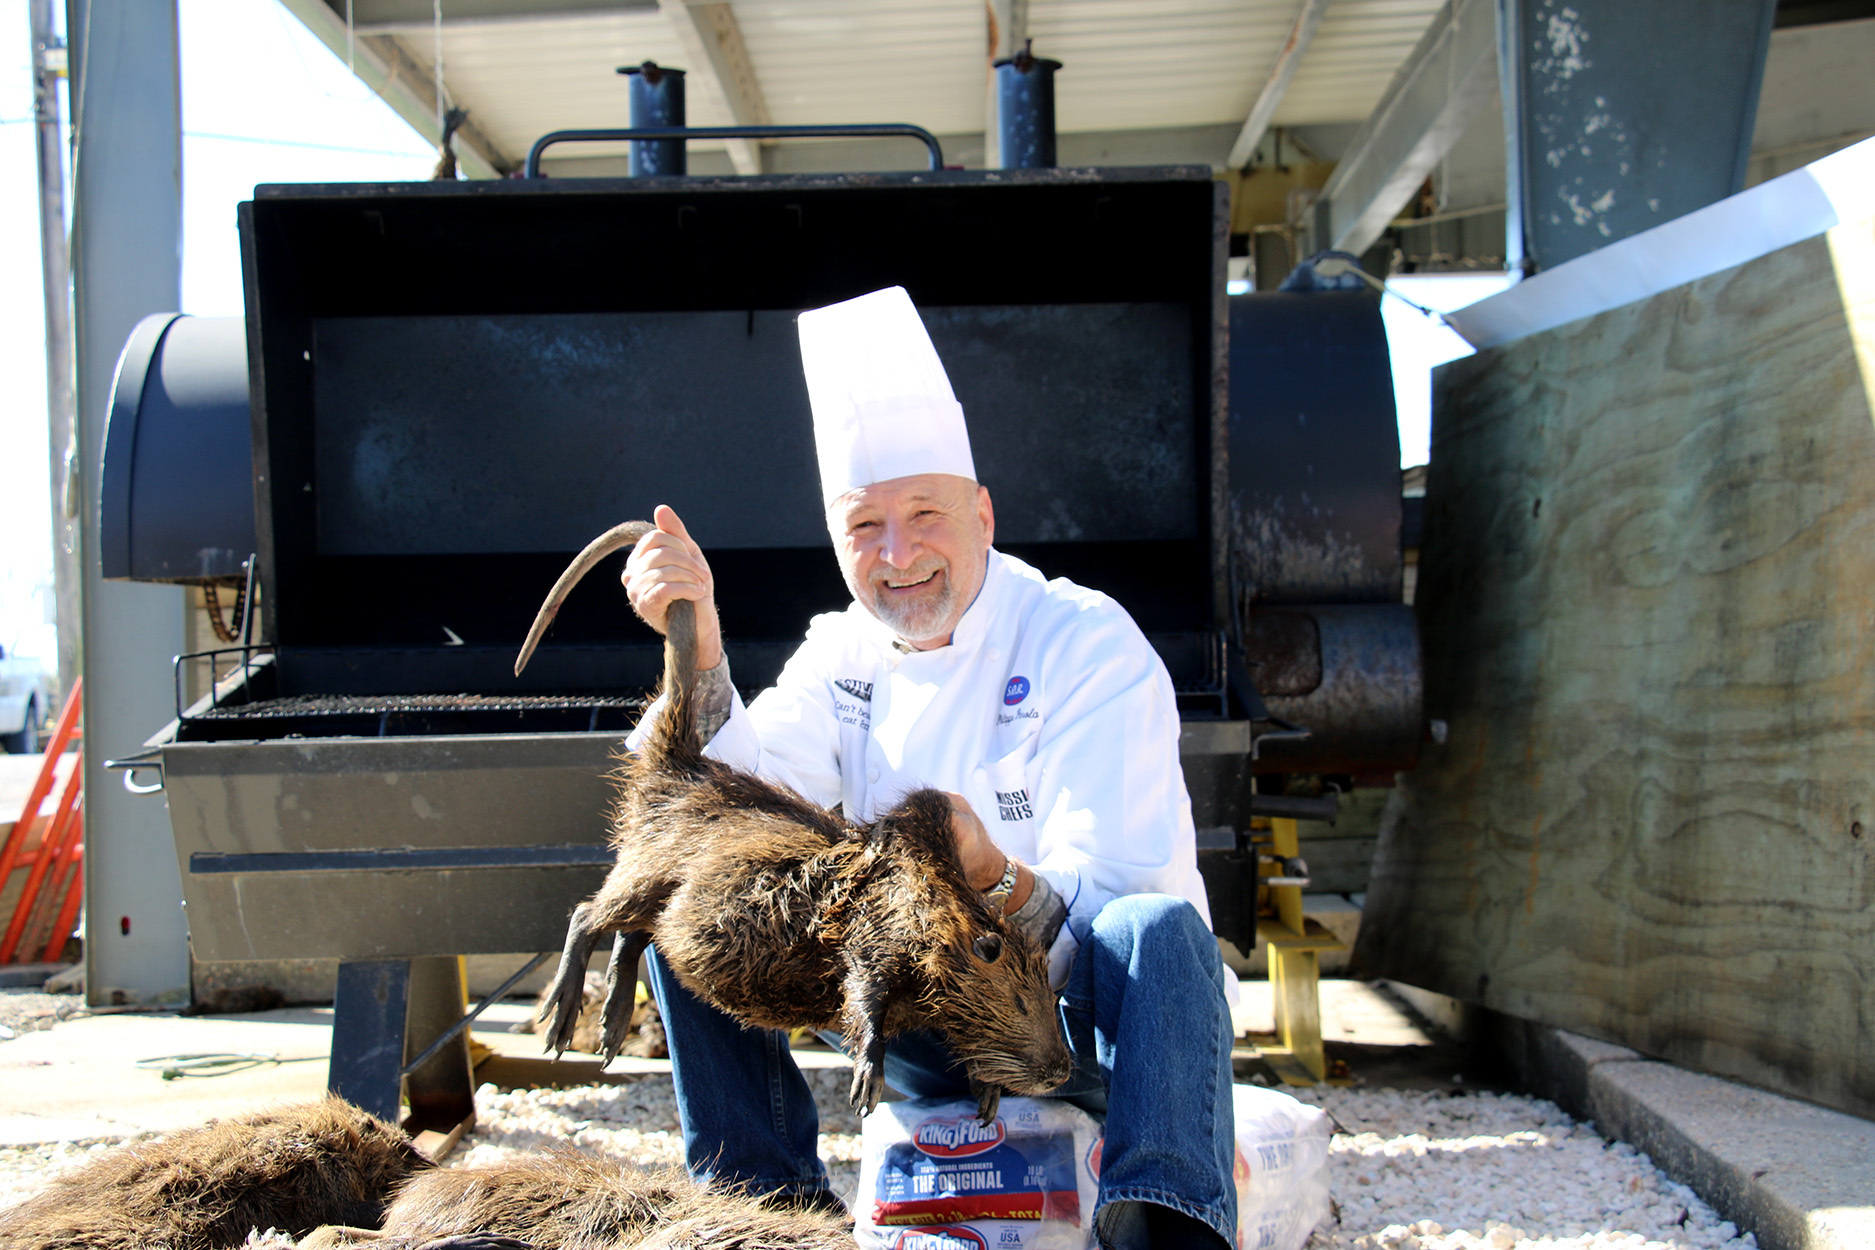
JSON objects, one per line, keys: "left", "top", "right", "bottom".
{"left": 644, "top": 596, "right": 701, "bottom": 769}
{"left": 514, "top": 519, "right": 656, "bottom": 677}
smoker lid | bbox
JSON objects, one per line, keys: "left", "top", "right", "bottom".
{"left": 239, "top": 167, "right": 1229, "bottom": 702}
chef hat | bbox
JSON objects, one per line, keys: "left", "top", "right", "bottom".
{"left": 798, "top": 286, "right": 976, "bottom": 506}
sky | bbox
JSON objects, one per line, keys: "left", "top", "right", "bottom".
{"left": 0, "top": 0, "right": 1505, "bottom": 675}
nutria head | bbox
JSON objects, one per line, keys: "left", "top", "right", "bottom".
{"left": 873, "top": 790, "right": 1075, "bottom": 1098}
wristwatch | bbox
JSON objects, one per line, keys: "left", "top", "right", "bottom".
{"left": 985, "top": 856, "right": 1019, "bottom": 914}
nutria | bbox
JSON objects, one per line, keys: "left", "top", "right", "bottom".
{"left": 0, "top": 1096, "right": 430, "bottom": 1250}
{"left": 515, "top": 522, "right": 1072, "bottom": 1121}
{"left": 376, "top": 1153, "right": 854, "bottom": 1250}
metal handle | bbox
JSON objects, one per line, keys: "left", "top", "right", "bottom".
{"left": 524, "top": 124, "right": 946, "bottom": 178}
{"left": 104, "top": 750, "right": 165, "bottom": 795}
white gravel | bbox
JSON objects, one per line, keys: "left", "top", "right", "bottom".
{"left": 0, "top": 1056, "right": 1757, "bottom": 1250}
{"left": 1288, "top": 1086, "right": 1756, "bottom": 1250}
{"left": 449, "top": 1067, "right": 868, "bottom": 1199}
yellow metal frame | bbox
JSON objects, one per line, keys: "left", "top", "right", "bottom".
{"left": 1249, "top": 817, "right": 1345, "bottom": 1085}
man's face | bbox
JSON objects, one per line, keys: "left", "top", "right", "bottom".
{"left": 828, "top": 473, "right": 995, "bottom": 650}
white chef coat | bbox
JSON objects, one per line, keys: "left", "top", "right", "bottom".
{"left": 630, "top": 548, "right": 1227, "bottom": 994}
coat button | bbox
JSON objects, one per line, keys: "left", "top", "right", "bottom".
{"left": 868, "top": 767, "right": 880, "bottom": 783}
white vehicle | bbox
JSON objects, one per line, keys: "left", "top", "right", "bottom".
{"left": 0, "top": 647, "right": 54, "bottom": 754}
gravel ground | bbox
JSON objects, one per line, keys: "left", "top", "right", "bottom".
{"left": 0, "top": 996, "right": 1757, "bottom": 1250}
{"left": 1288, "top": 1086, "right": 1755, "bottom": 1250}
{"left": 0, "top": 987, "right": 87, "bottom": 1042}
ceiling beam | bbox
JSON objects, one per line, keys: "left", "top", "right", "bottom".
{"left": 354, "top": 2, "right": 658, "bottom": 34}
{"left": 984, "top": 0, "right": 1029, "bottom": 168}
{"left": 1310, "top": 0, "right": 1497, "bottom": 255}
{"left": 277, "top": 0, "right": 514, "bottom": 177}
{"left": 658, "top": 0, "right": 767, "bottom": 175}
{"left": 1226, "top": 0, "right": 1329, "bottom": 171}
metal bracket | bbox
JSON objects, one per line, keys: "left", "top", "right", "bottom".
{"left": 102, "top": 748, "right": 164, "bottom": 795}
{"left": 524, "top": 123, "right": 946, "bottom": 177}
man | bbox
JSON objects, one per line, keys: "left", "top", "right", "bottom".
{"left": 620, "top": 287, "right": 1237, "bottom": 1250}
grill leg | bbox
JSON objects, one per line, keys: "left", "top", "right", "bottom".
{"left": 329, "top": 959, "right": 410, "bottom": 1124}
{"left": 403, "top": 955, "right": 477, "bottom": 1137}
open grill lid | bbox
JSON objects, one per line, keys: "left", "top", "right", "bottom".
{"left": 239, "top": 168, "right": 1232, "bottom": 713}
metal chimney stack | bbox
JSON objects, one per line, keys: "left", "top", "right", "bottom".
{"left": 617, "top": 61, "right": 686, "bottom": 176}
{"left": 993, "top": 42, "right": 1062, "bottom": 169}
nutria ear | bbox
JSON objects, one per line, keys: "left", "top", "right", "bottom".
{"left": 973, "top": 933, "right": 1004, "bottom": 963}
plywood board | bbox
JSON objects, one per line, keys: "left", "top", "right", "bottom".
{"left": 1358, "top": 212, "right": 1875, "bottom": 1117}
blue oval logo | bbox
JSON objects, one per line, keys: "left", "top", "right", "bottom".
{"left": 1003, "top": 676, "right": 1030, "bottom": 706}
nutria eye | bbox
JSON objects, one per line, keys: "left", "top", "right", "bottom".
{"left": 973, "top": 933, "right": 1004, "bottom": 963}
{"left": 1014, "top": 994, "right": 1028, "bottom": 1014}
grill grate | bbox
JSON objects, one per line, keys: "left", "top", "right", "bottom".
{"left": 188, "top": 691, "right": 646, "bottom": 719}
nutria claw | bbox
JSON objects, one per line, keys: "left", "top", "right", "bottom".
{"left": 596, "top": 930, "right": 645, "bottom": 1064}
{"left": 971, "top": 1077, "right": 1002, "bottom": 1125}
{"left": 850, "top": 1053, "right": 887, "bottom": 1117}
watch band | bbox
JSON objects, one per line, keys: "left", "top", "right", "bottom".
{"left": 985, "top": 856, "right": 1019, "bottom": 914}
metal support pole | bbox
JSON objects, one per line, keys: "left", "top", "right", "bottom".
{"left": 329, "top": 959, "right": 410, "bottom": 1124}
{"left": 68, "top": 0, "right": 190, "bottom": 1005}
{"left": 30, "top": 0, "right": 79, "bottom": 698}
{"left": 401, "top": 956, "right": 476, "bottom": 1137}
{"left": 993, "top": 43, "right": 1060, "bottom": 170}
{"left": 619, "top": 61, "right": 686, "bottom": 177}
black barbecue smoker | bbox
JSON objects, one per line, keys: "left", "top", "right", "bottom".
{"left": 100, "top": 70, "right": 1416, "bottom": 1136}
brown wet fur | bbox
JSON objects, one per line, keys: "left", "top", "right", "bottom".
{"left": 527, "top": 522, "right": 1073, "bottom": 1119}
{"left": 0, "top": 1096, "right": 431, "bottom": 1250}
{"left": 380, "top": 1153, "right": 854, "bottom": 1250}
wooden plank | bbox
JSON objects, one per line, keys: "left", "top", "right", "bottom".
{"left": 1359, "top": 211, "right": 1875, "bottom": 1117}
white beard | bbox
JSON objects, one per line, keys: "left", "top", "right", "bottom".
{"left": 846, "top": 557, "right": 956, "bottom": 643}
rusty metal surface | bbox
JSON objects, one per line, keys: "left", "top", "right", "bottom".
{"left": 1250, "top": 603, "right": 1422, "bottom": 775}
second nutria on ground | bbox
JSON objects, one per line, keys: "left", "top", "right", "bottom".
{"left": 516, "top": 521, "right": 1074, "bottom": 1120}
{"left": 0, "top": 1097, "right": 430, "bottom": 1250}
{"left": 375, "top": 1152, "right": 856, "bottom": 1250}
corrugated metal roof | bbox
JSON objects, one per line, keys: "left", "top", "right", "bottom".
{"left": 1275, "top": 0, "right": 1450, "bottom": 126}
{"left": 312, "top": 0, "right": 1451, "bottom": 171}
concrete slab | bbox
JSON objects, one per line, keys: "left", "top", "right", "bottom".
{"left": 1586, "top": 1048, "right": 1875, "bottom": 1250}
{"left": 0, "top": 966, "right": 68, "bottom": 990}
{"left": 1497, "top": 1021, "right": 1875, "bottom": 1250}
{"left": 1222, "top": 893, "right": 1364, "bottom": 977}
{"left": 0, "top": 1008, "right": 336, "bottom": 1144}
{"left": 1230, "top": 977, "right": 1436, "bottom": 1049}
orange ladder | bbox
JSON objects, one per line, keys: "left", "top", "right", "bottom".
{"left": 0, "top": 678, "right": 85, "bottom": 964}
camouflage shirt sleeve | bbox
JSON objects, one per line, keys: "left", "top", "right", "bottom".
{"left": 1007, "top": 867, "right": 1068, "bottom": 952}
{"left": 694, "top": 655, "right": 734, "bottom": 746}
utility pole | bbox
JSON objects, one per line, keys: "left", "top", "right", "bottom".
{"left": 31, "top": 0, "right": 80, "bottom": 699}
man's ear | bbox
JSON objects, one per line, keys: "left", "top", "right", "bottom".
{"left": 977, "top": 485, "right": 995, "bottom": 547}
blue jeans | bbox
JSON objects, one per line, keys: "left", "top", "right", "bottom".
{"left": 644, "top": 894, "right": 1237, "bottom": 1250}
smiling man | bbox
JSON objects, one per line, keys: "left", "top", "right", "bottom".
{"left": 619, "top": 287, "right": 1237, "bottom": 1250}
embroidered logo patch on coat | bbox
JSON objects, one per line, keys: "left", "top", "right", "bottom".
{"left": 1002, "top": 676, "right": 1030, "bottom": 706}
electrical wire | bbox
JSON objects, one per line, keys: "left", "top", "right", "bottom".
{"left": 133, "top": 1052, "right": 321, "bottom": 1081}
